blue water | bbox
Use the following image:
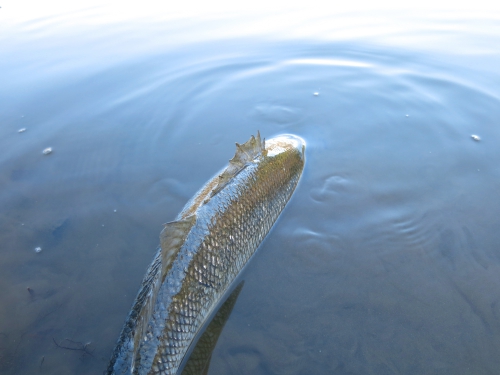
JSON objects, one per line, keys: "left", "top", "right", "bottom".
{"left": 1, "top": 2, "right": 500, "bottom": 374}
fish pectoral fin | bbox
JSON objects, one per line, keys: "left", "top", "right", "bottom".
{"left": 160, "top": 215, "right": 196, "bottom": 276}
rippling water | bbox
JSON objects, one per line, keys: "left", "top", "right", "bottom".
{"left": 1, "top": 2, "right": 500, "bottom": 374}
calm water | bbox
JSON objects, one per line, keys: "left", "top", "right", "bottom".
{"left": 1, "top": 2, "right": 500, "bottom": 374}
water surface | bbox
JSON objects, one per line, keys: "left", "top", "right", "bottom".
{"left": 1, "top": 2, "right": 500, "bottom": 374}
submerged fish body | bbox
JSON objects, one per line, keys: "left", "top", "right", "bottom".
{"left": 180, "top": 281, "right": 245, "bottom": 375}
{"left": 107, "top": 133, "right": 305, "bottom": 375}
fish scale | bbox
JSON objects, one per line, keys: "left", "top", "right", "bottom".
{"left": 107, "top": 133, "right": 305, "bottom": 375}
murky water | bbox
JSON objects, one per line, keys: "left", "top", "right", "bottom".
{"left": 1, "top": 2, "right": 500, "bottom": 374}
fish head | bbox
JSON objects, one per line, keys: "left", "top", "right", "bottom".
{"left": 265, "top": 134, "right": 306, "bottom": 161}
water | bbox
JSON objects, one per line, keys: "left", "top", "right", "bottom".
{"left": 1, "top": 1, "right": 500, "bottom": 374}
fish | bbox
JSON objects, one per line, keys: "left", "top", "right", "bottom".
{"left": 180, "top": 281, "right": 245, "bottom": 375}
{"left": 106, "top": 132, "right": 305, "bottom": 375}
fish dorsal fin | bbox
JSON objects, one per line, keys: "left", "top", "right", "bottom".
{"left": 126, "top": 215, "right": 196, "bottom": 367}
{"left": 229, "top": 131, "right": 266, "bottom": 167}
{"left": 210, "top": 131, "right": 266, "bottom": 197}
{"left": 160, "top": 215, "right": 196, "bottom": 278}
{"left": 112, "top": 216, "right": 196, "bottom": 371}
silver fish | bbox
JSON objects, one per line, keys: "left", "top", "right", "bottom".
{"left": 107, "top": 132, "right": 305, "bottom": 375}
{"left": 181, "top": 281, "right": 245, "bottom": 375}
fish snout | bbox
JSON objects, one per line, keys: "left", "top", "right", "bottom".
{"left": 265, "top": 134, "right": 306, "bottom": 159}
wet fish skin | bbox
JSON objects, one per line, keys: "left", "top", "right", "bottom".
{"left": 180, "top": 281, "right": 245, "bottom": 375}
{"left": 107, "top": 133, "right": 305, "bottom": 375}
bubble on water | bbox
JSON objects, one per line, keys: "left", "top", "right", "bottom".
{"left": 471, "top": 134, "right": 480, "bottom": 141}
{"left": 113, "top": 209, "right": 117, "bottom": 213}
{"left": 18, "top": 128, "right": 26, "bottom": 133}
{"left": 42, "top": 147, "right": 52, "bottom": 155}
{"left": 313, "top": 92, "right": 319, "bottom": 96}
{"left": 34, "top": 247, "right": 42, "bottom": 253}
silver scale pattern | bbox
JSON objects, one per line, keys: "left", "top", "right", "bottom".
{"left": 108, "top": 139, "right": 304, "bottom": 375}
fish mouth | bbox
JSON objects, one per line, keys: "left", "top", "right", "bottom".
{"left": 265, "top": 134, "right": 306, "bottom": 159}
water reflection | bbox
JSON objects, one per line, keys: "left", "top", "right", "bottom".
{"left": 1, "top": 2, "right": 500, "bottom": 375}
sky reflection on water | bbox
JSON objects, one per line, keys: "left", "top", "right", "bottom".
{"left": 1, "top": 1, "right": 500, "bottom": 374}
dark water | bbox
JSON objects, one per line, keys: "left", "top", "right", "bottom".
{"left": 1, "top": 2, "right": 500, "bottom": 374}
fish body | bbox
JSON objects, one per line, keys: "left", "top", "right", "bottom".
{"left": 181, "top": 281, "right": 245, "bottom": 375}
{"left": 107, "top": 133, "right": 305, "bottom": 375}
